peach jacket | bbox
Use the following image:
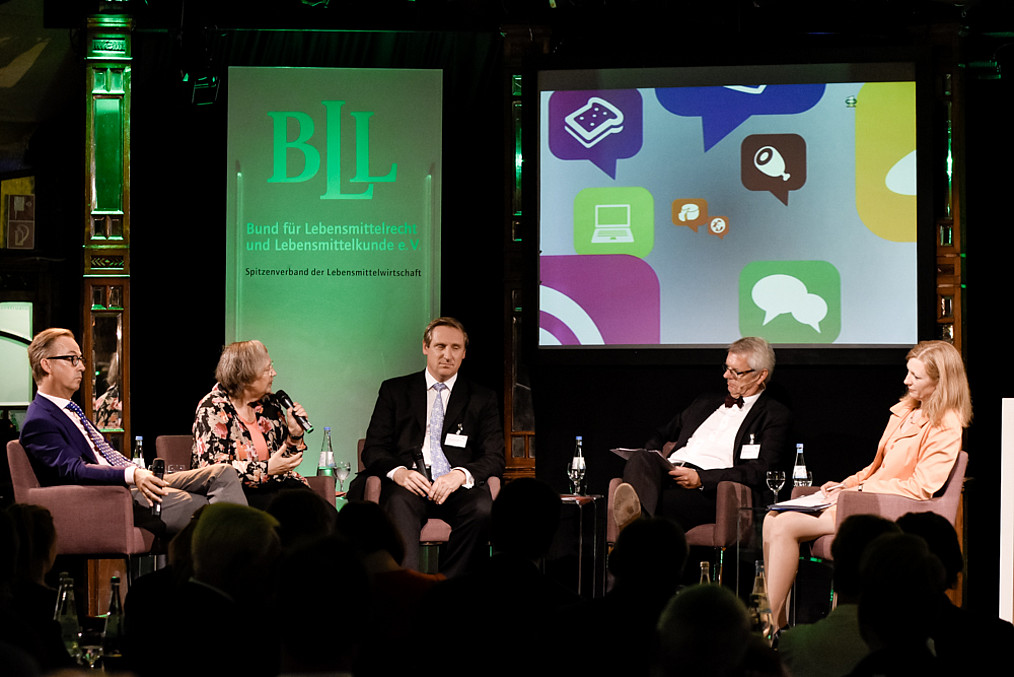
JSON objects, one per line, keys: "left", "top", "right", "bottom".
{"left": 842, "top": 402, "right": 962, "bottom": 500}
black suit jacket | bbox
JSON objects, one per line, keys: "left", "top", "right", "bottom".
{"left": 20, "top": 394, "right": 127, "bottom": 486}
{"left": 361, "top": 371, "right": 505, "bottom": 484}
{"left": 645, "top": 391, "right": 792, "bottom": 492}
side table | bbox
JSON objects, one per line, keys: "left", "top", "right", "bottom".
{"left": 546, "top": 494, "right": 607, "bottom": 599}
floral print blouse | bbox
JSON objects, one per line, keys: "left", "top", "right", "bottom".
{"left": 192, "top": 383, "right": 308, "bottom": 489}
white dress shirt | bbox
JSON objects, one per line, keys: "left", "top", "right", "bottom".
{"left": 668, "top": 392, "right": 761, "bottom": 470}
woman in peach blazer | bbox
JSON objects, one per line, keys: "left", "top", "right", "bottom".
{"left": 762, "top": 340, "right": 971, "bottom": 631}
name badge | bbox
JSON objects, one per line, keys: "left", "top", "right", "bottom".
{"left": 445, "top": 433, "right": 468, "bottom": 448}
{"left": 740, "top": 444, "right": 761, "bottom": 460}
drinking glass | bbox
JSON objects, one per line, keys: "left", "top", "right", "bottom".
{"left": 765, "top": 470, "right": 786, "bottom": 504}
{"left": 335, "top": 461, "right": 351, "bottom": 492}
{"left": 793, "top": 471, "right": 813, "bottom": 487}
{"left": 77, "top": 629, "right": 104, "bottom": 670}
{"left": 567, "top": 457, "right": 586, "bottom": 494}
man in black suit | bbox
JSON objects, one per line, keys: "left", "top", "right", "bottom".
{"left": 19, "top": 328, "right": 246, "bottom": 535}
{"left": 614, "top": 337, "right": 792, "bottom": 532}
{"left": 361, "top": 317, "right": 505, "bottom": 576}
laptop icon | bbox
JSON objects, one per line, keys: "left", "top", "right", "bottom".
{"left": 591, "top": 203, "right": 634, "bottom": 243}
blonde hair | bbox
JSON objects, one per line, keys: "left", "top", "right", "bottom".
{"left": 215, "top": 340, "right": 270, "bottom": 396}
{"left": 27, "top": 328, "right": 75, "bottom": 382}
{"left": 423, "top": 316, "right": 468, "bottom": 348}
{"left": 902, "top": 340, "right": 972, "bottom": 428}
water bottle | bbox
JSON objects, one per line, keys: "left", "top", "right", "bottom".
{"left": 54, "top": 572, "right": 81, "bottom": 661}
{"left": 568, "top": 436, "right": 586, "bottom": 495}
{"left": 792, "top": 443, "right": 809, "bottom": 486}
{"left": 132, "top": 435, "right": 145, "bottom": 467}
{"left": 103, "top": 575, "right": 125, "bottom": 668}
{"left": 748, "top": 561, "right": 773, "bottom": 639}
{"left": 317, "top": 426, "right": 336, "bottom": 476}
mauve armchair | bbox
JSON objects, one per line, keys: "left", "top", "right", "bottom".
{"left": 6, "top": 439, "right": 155, "bottom": 567}
{"left": 358, "top": 438, "right": 501, "bottom": 546}
{"left": 607, "top": 476, "right": 755, "bottom": 584}
{"left": 790, "top": 450, "right": 968, "bottom": 560}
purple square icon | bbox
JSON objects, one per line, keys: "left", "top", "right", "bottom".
{"left": 548, "top": 90, "right": 643, "bottom": 179}
{"left": 540, "top": 254, "right": 660, "bottom": 346}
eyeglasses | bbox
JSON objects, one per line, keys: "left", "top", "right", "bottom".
{"left": 723, "top": 364, "right": 756, "bottom": 379}
{"left": 46, "top": 354, "right": 85, "bottom": 367}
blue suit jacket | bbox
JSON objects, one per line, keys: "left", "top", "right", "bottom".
{"left": 20, "top": 394, "right": 127, "bottom": 486}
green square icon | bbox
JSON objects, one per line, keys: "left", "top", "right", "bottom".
{"left": 739, "top": 260, "right": 841, "bottom": 343}
{"left": 573, "top": 186, "right": 654, "bottom": 258}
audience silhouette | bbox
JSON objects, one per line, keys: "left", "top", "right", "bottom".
{"left": 778, "top": 514, "right": 900, "bottom": 677}
{"left": 8, "top": 478, "right": 1014, "bottom": 677}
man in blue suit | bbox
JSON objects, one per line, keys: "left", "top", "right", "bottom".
{"left": 20, "top": 328, "right": 246, "bottom": 534}
{"left": 360, "top": 317, "right": 505, "bottom": 576}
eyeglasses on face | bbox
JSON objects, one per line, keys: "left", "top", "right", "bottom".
{"left": 722, "top": 364, "right": 756, "bottom": 379}
{"left": 46, "top": 354, "right": 85, "bottom": 367}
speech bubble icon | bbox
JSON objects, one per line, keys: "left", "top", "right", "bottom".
{"left": 655, "top": 84, "right": 825, "bottom": 151}
{"left": 548, "top": 90, "right": 643, "bottom": 179}
{"left": 671, "top": 198, "right": 708, "bottom": 232}
{"left": 751, "top": 274, "right": 827, "bottom": 331}
{"left": 740, "top": 261, "right": 840, "bottom": 343}
{"left": 707, "top": 216, "right": 730, "bottom": 239}
{"left": 741, "top": 134, "right": 806, "bottom": 205}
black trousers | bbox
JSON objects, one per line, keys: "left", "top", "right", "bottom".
{"left": 379, "top": 480, "right": 493, "bottom": 577}
{"left": 621, "top": 450, "right": 718, "bottom": 532}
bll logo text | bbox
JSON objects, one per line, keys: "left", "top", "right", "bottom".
{"left": 267, "top": 101, "right": 397, "bottom": 200}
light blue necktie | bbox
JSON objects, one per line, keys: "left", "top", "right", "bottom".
{"left": 429, "top": 383, "right": 451, "bottom": 479}
{"left": 65, "top": 401, "right": 134, "bottom": 468}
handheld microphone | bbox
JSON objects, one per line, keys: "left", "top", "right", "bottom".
{"left": 274, "top": 389, "right": 313, "bottom": 434}
{"left": 150, "top": 458, "right": 165, "bottom": 517}
{"left": 410, "top": 446, "right": 431, "bottom": 481}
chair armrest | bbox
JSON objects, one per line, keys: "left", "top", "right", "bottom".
{"left": 25, "top": 484, "right": 144, "bottom": 555}
{"left": 607, "top": 477, "right": 623, "bottom": 544}
{"left": 306, "top": 475, "right": 336, "bottom": 505}
{"left": 365, "top": 475, "right": 382, "bottom": 503}
{"left": 791, "top": 485, "right": 821, "bottom": 499}
{"left": 487, "top": 476, "right": 501, "bottom": 500}
{"left": 834, "top": 490, "right": 936, "bottom": 528}
{"left": 715, "top": 481, "right": 753, "bottom": 545}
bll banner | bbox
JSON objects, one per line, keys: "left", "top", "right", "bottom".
{"left": 226, "top": 67, "right": 442, "bottom": 472}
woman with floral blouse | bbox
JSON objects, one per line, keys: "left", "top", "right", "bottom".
{"left": 192, "top": 340, "right": 311, "bottom": 509}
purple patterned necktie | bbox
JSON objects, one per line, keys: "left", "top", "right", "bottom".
{"left": 64, "top": 401, "right": 133, "bottom": 468}
{"left": 429, "top": 383, "right": 451, "bottom": 479}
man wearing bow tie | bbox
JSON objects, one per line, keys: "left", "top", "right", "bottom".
{"left": 614, "top": 337, "right": 792, "bottom": 532}
{"left": 359, "top": 317, "right": 505, "bottom": 577}
{"left": 20, "top": 328, "right": 246, "bottom": 535}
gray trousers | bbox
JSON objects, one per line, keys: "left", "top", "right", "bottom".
{"left": 131, "top": 465, "right": 247, "bottom": 534}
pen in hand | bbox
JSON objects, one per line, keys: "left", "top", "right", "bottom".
{"left": 821, "top": 482, "right": 845, "bottom": 497}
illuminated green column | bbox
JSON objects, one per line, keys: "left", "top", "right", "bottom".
{"left": 83, "top": 14, "right": 132, "bottom": 451}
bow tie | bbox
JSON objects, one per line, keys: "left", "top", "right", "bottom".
{"left": 725, "top": 394, "right": 744, "bottom": 408}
